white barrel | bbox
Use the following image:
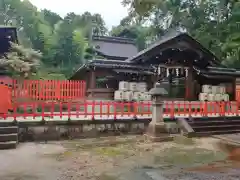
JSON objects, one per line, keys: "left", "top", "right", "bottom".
{"left": 143, "top": 92, "right": 151, "bottom": 101}
{"left": 219, "top": 86, "right": 226, "bottom": 94}
{"left": 124, "top": 91, "right": 133, "bottom": 101}
{"left": 133, "top": 92, "right": 142, "bottom": 101}
{"left": 215, "top": 94, "right": 222, "bottom": 101}
{"left": 207, "top": 94, "right": 215, "bottom": 101}
{"left": 199, "top": 93, "right": 208, "bottom": 101}
{"left": 119, "top": 81, "right": 129, "bottom": 91}
{"left": 129, "top": 82, "right": 138, "bottom": 92}
{"left": 222, "top": 94, "right": 229, "bottom": 101}
{"left": 114, "top": 90, "right": 124, "bottom": 101}
{"left": 211, "top": 86, "right": 220, "bottom": 94}
{"left": 137, "top": 82, "right": 147, "bottom": 92}
{"left": 140, "top": 92, "right": 146, "bottom": 101}
{"left": 202, "top": 85, "right": 212, "bottom": 93}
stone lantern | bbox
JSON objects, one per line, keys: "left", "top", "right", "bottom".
{"left": 144, "top": 84, "right": 172, "bottom": 141}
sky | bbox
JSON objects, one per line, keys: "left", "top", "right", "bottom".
{"left": 29, "top": 0, "right": 129, "bottom": 29}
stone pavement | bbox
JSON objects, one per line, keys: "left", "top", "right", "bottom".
{"left": 114, "top": 166, "right": 240, "bottom": 180}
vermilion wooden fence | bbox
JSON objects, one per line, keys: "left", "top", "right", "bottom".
{"left": 0, "top": 101, "right": 152, "bottom": 120}
{"left": 12, "top": 80, "right": 86, "bottom": 101}
{"left": 164, "top": 101, "right": 238, "bottom": 117}
{"left": 0, "top": 84, "right": 12, "bottom": 114}
{"left": 0, "top": 101, "right": 239, "bottom": 120}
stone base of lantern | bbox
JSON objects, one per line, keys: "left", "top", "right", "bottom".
{"left": 144, "top": 122, "right": 173, "bottom": 142}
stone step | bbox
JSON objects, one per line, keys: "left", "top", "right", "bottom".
{"left": 179, "top": 117, "right": 240, "bottom": 136}
{"left": 0, "top": 126, "right": 18, "bottom": 134}
{"left": 192, "top": 124, "right": 240, "bottom": 130}
{"left": 0, "top": 133, "right": 18, "bottom": 142}
{"left": 196, "top": 130, "right": 240, "bottom": 136}
{"left": 0, "top": 122, "right": 17, "bottom": 127}
{"left": 0, "top": 141, "right": 17, "bottom": 150}
{"left": 188, "top": 119, "right": 240, "bottom": 126}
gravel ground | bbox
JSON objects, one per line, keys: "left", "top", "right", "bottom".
{"left": 0, "top": 136, "right": 239, "bottom": 180}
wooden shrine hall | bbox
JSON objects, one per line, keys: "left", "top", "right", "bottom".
{"left": 70, "top": 31, "right": 240, "bottom": 101}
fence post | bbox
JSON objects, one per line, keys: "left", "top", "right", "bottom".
{"left": 144, "top": 84, "right": 172, "bottom": 142}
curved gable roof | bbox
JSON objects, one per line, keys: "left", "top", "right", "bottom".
{"left": 126, "top": 31, "right": 222, "bottom": 67}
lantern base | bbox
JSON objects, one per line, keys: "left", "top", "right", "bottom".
{"left": 144, "top": 122, "right": 173, "bottom": 142}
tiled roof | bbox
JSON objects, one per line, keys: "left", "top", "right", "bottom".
{"left": 92, "top": 36, "right": 138, "bottom": 59}
{"left": 84, "top": 59, "right": 153, "bottom": 70}
{"left": 126, "top": 31, "right": 222, "bottom": 67}
{"left": 69, "top": 59, "right": 154, "bottom": 79}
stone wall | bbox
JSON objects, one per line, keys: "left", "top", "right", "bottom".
{"left": 18, "top": 121, "right": 180, "bottom": 142}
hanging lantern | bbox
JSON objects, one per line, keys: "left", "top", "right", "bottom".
{"left": 185, "top": 68, "right": 188, "bottom": 77}
{"left": 158, "top": 65, "right": 161, "bottom": 75}
{"left": 176, "top": 68, "right": 179, "bottom": 77}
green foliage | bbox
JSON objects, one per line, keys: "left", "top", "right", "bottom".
{"left": 0, "top": 0, "right": 108, "bottom": 79}
{"left": 0, "top": 42, "right": 41, "bottom": 78}
{"left": 110, "top": 24, "right": 151, "bottom": 50}
{"left": 2, "top": 0, "right": 240, "bottom": 81}
{"left": 121, "top": 0, "right": 240, "bottom": 68}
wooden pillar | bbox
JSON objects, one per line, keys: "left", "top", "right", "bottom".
{"left": 232, "top": 78, "right": 236, "bottom": 101}
{"left": 186, "top": 66, "right": 194, "bottom": 100}
{"left": 90, "top": 70, "right": 96, "bottom": 89}
{"left": 89, "top": 70, "right": 96, "bottom": 98}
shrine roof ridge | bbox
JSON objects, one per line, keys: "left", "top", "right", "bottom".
{"left": 69, "top": 59, "right": 154, "bottom": 79}
{"left": 125, "top": 31, "right": 222, "bottom": 66}
{"left": 92, "top": 35, "right": 135, "bottom": 44}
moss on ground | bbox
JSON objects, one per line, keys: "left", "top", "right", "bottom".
{"left": 154, "top": 147, "right": 227, "bottom": 166}
{"left": 94, "top": 146, "right": 127, "bottom": 157}
{"left": 173, "top": 136, "right": 196, "bottom": 145}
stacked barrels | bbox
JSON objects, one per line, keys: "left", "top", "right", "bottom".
{"left": 114, "top": 81, "right": 151, "bottom": 101}
{"left": 199, "top": 85, "right": 229, "bottom": 101}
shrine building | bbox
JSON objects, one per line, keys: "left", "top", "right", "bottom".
{"left": 70, "top": 31, "right": 240, "bottom": 101}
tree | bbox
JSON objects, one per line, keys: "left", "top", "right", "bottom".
{"left": 41, "top": 9, "right": 62, "bottom": 28}
{"left": 121, "top": 0, "right": 240, "bottom": 67}
{"left": 0, "top": 42, "right": 41, "bottom": 78}
{"left": 0, "top": 0, "right": 109, "bottom": 79}
{"left": 221, "top": 2, "right": 240, "bottom": 67}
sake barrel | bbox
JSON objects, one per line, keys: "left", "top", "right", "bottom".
{"left": 124, "top": 91, "right": 133, "bottom": 101}
{"left": 219, "top": 86, "right": 226, "bottom": 94}
{"left": 202, "top": 85, "right": 212, "bottom": 93}
{"left": 211, "top": 86, "right": 220, "bottom": 94}
{"left": 215, "top": 94, "right": 222, "bottom": 101}
{"left": 137, "top": 82, "right": 147, "bottom": 92}
{"left": 199, "top": 93, "right": 208, "bottom": 101}
{"left": 207, "top": 94, "right": 215, "bottom": 101}
{"left": 139, "top": 92, "right": 146, "bottom": 101}
{"left": 222, "top": 94, "right": 229, "bottom": 101}
{"left": 119, "top": 81, "right": 129, "bottom": 91}
{"left": 143, "top": 92, "right": 151, "bottom": 101}
{"left": 114, "top": 90, "right": 124, "bottom": 101}
{"left": 133, "top": 92, "right": 142, "bottom": 101}
{"left": 129, "top": 82, "right": 138, "bottom": 92}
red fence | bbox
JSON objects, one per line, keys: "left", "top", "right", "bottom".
{"left": 0, "top": 101, "right": 152, "bottom": 120}
{"left": 164, "top": 101, "right": 238, "bottom": 117}
{"left": 12, "top": 80, "right": 86, "bottom": 101}
{"left": 0, "top": 101, "right": 239, "bottom": 121}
